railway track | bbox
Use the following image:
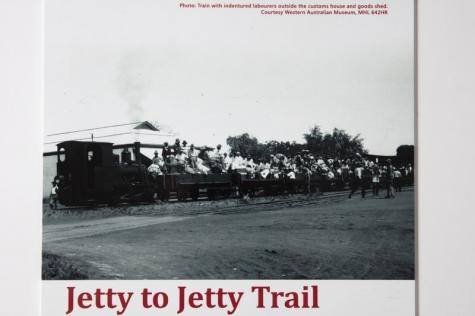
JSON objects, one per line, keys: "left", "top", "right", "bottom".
{"left": 45, "top": 187, "right": 414, "bottom": 219}
{"left": 179, "top": 191, "right": 351, "bottom": 216}
{"left": 49, "top": 190, "right": 349, "bottom": 213}
{"left": 44, "top": 188, "right": 414, "bottom": 242}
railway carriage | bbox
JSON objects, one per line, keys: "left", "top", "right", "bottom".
{"left": 53, "top": 140, "right": 328, "bottom": 206}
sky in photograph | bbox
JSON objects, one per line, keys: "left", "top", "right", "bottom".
{"left": 44, "top": 0, "right": 414, "bottom": 155}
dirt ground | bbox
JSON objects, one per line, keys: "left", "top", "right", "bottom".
{"left": 42, "top": 190, "right": 414, "bottom": 280}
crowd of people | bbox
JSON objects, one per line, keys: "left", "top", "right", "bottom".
{"left": 145, "top": 138, "right": 414, "bottom": 199}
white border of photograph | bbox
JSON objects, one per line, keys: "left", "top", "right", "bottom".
{"left": 1, "top": 0, "right": 475, "bottom": 315}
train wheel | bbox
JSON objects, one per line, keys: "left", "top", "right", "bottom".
{"left": 108, "top": 196, "right": 120, "bottom": 207}
{"left": 177, "top": 190, "right": 187, "bottom": 202}
{"left": 106, "top": 188, "right": 120, "bottom": 206}
{"left": 142, "top": 189, "right": 155, "bottom": 203}
{"left": 207, "top": 190, "right": 216, "bottom": 200}
{"left": 191, "top": 188, "right": 199, "bottom": 201}
{"left": 289, "top": 185, "right": 297, "bottom": 194}
{"left": 159, "top": 191, "right": 169, "bottom": 202}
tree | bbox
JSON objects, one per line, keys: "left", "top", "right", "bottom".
{"left": 303, "top": 126, "right": 366, "bottom": 158}
{"left": 303, "top": 125, "right": 323, "bottom": 154}
{"left": 264, "top": 140, "right": 304, "bottom": 158}
{"left": 396, "top": 145, "right": 414, "bottom": 165}
{"left": 226, "top": 133, "right": 267, "bottom": 160}
{"left": 226, "top": 126, "right": 368, "bottom": 161}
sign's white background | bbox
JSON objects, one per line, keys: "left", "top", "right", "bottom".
{"left": 1, "top": 0, "right": 475, "bottom": 315}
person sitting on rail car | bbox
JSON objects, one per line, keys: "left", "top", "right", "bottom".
{"left": 294, "top": 154, "right": 304, "bottom": 170}
{"left": 162, "top": 142, "right": 173, "bottom": 163}
{"left": 147, "top": 163, "right": 163, "bottom": 177}
{"left": 173, "top": 138, "right": 182, "bottom": 155}
{"left": 152, "top": 150, "right": 164, "bottom": 166}
{"left": 285, "top": 163, "right": 297, "bottom": 179}
{"left": 195, "top": 154, "right": 210, "bottom": 174}
{"left": 275, "top": 154, "right": 289, "bottom": 172}
{"left": 187, "top": 144, "right": 199, "bottom": 169}
{"left": 198, "top": 148, "right": 213, "bottom": 166}
{"left": 223, "top": 152, "right": 232, "bottom": 172}
{"left": 257, "top": 161, "right": 271, "bottom": 179}
{"left": 174, "top": 149, "right": 187, "bottom": 173}
{"left": 245, "top": 155, "right": 256, "bottom": 171}
{"left": 209, "top": 154, "right": 226, "bottom": 174}
{"left": 175, "top": 149, "right": 186, "bottom": 163}
{"left": 309, "top": 158, "right": 320, "bottom": 174}
{"left": 213, "top": 144, "right": 223, "bottom": 159}
{"left": 305, "top": 155, "right": 315, "bottom": 167}
{"left": 184, "top": 157, "right": 196, "bottom": 174}
{"left": 231, "top": 152, "right": 245, "bottom": 171}
{"left": 269, "top": 154, "right": 278, "bottom": 166}
{"left": 268, "top": 160, "right": 281, "bottom": 178}
{"left": 254, "top": 159, "right": 263, "bottom": 177}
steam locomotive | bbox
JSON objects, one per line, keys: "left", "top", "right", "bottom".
{"left": 53, "top": 141, "right": 329, "bottom": 206}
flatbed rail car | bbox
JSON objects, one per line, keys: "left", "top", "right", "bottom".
{"left": 53, "top": 140, "right": 328, "bottom": 206}
{"left": 236, "top": 173, "right": 323, "bottom": 197}
{"left": 156, "top": 173, "right": 235, "bottom": 201}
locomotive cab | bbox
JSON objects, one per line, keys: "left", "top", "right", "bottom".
{"left": 56, "top": 141, "right": 119, "bottom": 205}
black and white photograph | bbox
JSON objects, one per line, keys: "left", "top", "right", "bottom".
{"left": 42, "top": 0, "right": 415, "bottom": 280}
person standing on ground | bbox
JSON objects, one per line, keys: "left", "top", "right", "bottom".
{"left": 393, "top": 168, "right": 403, "bottom": 192}
{"left": 349, "top": 162, "right": 364, "bottom": 198}
{"left": 362, "top": 166, "right": 373, "bottom": 198}
{"left": 49, "top": 181, "right": 59, "bottom": 210}
{"left": 372, "top": 164, "right": 380, "bottom": 196}
{"left": 385, "top": 159, "right": 395, "bottom": 198}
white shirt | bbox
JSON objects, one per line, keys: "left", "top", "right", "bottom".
{"left": 176, "top": 153, "right": 187, "bottom": 163}
{"left": 232, "top": 156, "right": 244, "bottom": 169}
{"left": 245, "top": 158, "right": 255, "bottom": 167}
{"left": 213, "top": 149, "right": 223, "bottom": 159}
{"left": 224, "top": 156, "right": 232, "bottom": 169}
{"left": 188, "top": 148, "right": 199, "bottom": 158}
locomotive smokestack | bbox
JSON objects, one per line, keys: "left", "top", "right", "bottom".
{"left": 133, "top": 142, "right": 142, "bottom": 181}
{"left": 133, "top": 142, "right": 141, "bottom": 165}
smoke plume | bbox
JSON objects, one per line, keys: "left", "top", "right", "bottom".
{"left": 116, "top": 52, "right": 153, "bottom": 121}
